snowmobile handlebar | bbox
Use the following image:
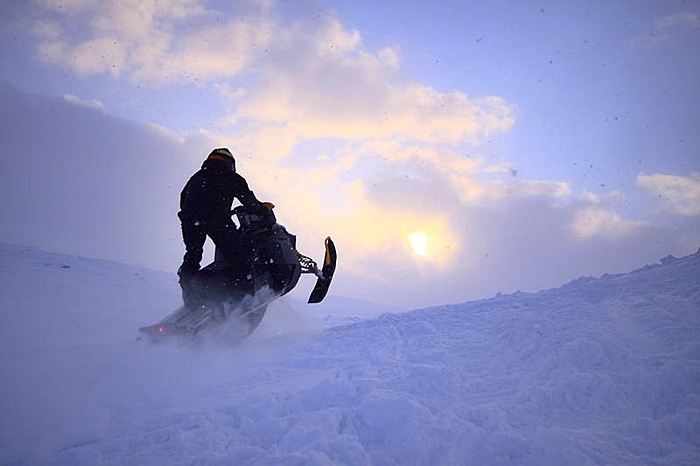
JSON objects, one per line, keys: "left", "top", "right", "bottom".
{"left": 232, "top": 203, "right": 277, "bottom": 232}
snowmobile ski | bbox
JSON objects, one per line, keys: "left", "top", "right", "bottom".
{"left": 307, "top": 237, "right": 337, "bottom": 304}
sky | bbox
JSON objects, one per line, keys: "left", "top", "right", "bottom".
{"left": 0, "top": 0, "right": 699, "bottom": 309}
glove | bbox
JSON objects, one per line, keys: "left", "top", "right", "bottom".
{"left": 177, "top": 261, "right": 200, "bottom": 283}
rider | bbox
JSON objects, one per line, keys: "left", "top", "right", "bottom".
{"left": 177, "top": 148, "right": 263, "bottom": 297}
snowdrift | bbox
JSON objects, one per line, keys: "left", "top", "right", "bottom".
{"left": 0, "top": 243, "right": 698, "bottom": 465}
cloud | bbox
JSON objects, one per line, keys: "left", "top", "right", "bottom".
{"left": 656, "top": 12, "right": 700, "bottom": 31}
{"left": 637, "top": 172, "right": 700, "bottom": 216}
{"left": 148, "top": 123, "right": 187, "bottom": 143}
{"left": 29, "top": 1, "right": 514, "bottom": 152}
{"left": 564, "top": 190, "right": 647, "bottom": 239}
{"left": 31, "top": 0, "right": 272, "bottom": 84}
{"left": 633, "top": 11, "right": 700, "bottom": 48}
{"left": 569, "top": 208, "right": 645, "bottom": 239}
{"left": 228, "top": 33, "right": 515, "bottom": 144}
{"left": 62, "top": 93, "right": 105, "bottom": 110}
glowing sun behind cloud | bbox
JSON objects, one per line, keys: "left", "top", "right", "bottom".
{"left": 408, "top": 231, "right": 429, "bottom": 257}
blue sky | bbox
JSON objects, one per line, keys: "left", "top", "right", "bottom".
{"left": 1, "top": 0, "right": 698, "bottom": 308}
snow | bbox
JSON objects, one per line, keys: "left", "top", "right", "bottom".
{"left": 1, "top": 243, "right": 699, "bottom": 465}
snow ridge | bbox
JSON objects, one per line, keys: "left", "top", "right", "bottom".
{"left": 0, "top": 243, "right": 699, "bottom": 465}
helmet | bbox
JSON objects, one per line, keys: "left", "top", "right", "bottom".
{"left": 208, "top": 148, "right": 234, "bottom": 160}
{"left": 207, "top": 148, "right": 236, "bottom": 171}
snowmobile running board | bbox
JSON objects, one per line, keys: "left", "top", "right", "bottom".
{"left": 300, "top": 237, "right": 337, "bottom": 304}
{"left": 139, "top": 296, "right": 274, "bottom": 340}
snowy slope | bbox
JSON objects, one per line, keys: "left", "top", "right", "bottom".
{"left": 1, "top": 243, "right": 699, "bottom": 465}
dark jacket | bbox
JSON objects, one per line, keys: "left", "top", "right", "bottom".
{"left": 179, "top": 158, "right": 258, "bottom": 227}
{"left": 178, "top": 158, "right": 260, "bottom": 270}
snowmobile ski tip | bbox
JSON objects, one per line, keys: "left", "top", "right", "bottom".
{"left": 308, "top": 237, "right": 337, "bottom": 304}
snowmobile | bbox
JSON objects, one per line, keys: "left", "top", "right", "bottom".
{"left": 139, "top": 203, "right": 336, "bottom": 343}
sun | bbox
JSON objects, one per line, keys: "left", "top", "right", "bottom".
{"left": 408, "top": 231, "right": 429, "bottom": 257}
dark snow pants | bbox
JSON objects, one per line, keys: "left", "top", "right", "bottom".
{"left": 179, "top": 216, "right": 244, "bottom": 274}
